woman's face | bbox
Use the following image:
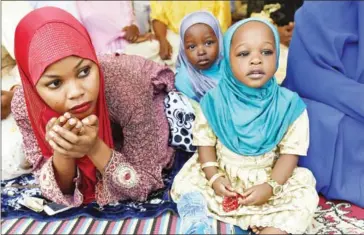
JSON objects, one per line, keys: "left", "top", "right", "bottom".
{"left": 229, "top": 21, "right": 277, "bottom": 88}
{"left": 184, "top": 23, "right": 219, "bottom": 70}
{"left": 35, "top": 56, "right": 100, "bottom": 120}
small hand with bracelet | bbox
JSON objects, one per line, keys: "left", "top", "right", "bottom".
{"left": 201, "top": 162, "right": 236, "bottom": 198}
{"left": 238, "top": 177, "right": 283, "bottom": 206}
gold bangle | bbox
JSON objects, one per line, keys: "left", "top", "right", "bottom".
{"left": 208, "top": 173, "right": 225, "bottom": 187}
{"left": 201, "top": 161, "right": 219, "bottom": 170}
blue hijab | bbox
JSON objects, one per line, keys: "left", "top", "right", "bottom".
{"left": 200, "top": 18, "right": 306, "bottom": 156}
{"left": 175, "top": 11, "right": 224, "bottom": 102}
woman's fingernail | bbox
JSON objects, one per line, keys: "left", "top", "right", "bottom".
{"left": 69, "top": 118, "right": 76, "bottom": 125}
{"left": 53, "top": 125, "right": 59, "bottom": 132}
{"left": 76, "top": 122, "right": 82, "bottom": 129}
{"left": 79, "top": 127, "right": 84, "bottom": 135}
{"left": 64, "top": 112, "right": 71, "bottom": 119}
{"left": 82, "top": 118, "right": 89, "bottom": 125}
{"left": 59, "top": 116, "right": 65, "bottom": 123}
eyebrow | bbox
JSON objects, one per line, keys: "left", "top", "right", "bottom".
{"left": 263, "top": 41, "right": 274, "bottom": 46}
{"left": 235, "top": 41, "right": 274, "bottom": 47}
{"left": 184, "top": 40, "right": 195, "bottom": 44}
{"left": 74, "top": 59, "right": 85, "bottom": 70}
{"left": 43, "top": 59, "right": 85, "bottom": 79}
{"left": 204, "top": 35, "right": 216, "bottom": 40}
{"left": 184, "top": 34, "right": 216, "bottom": 43}
{"left": 43, "top": 74, "right": 60, "bottom": 79}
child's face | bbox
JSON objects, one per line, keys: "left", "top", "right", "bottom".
{"left": 36, "top": 56, "right": 100, "bottom": 120}
{"left": 184, "top": 23, "right": 219, "bottom": 70}
{"left": 229, "top": 21, "right": 277, "bottom": 88}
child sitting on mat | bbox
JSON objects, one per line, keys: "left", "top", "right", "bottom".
{"left": 171, "top": 18, "right": 319, "bottom": 234}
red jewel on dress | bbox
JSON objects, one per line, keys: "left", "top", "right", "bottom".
{"left": 124, "top": 172, "right": 131, "bottom": 181}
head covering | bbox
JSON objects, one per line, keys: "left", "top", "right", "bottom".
{"left": 175, "top": 11, "right": 224, "bottom": 101}
{"left": 15, "top": 7, "right": 114, "bottom": 203}
{"left": 200, "top": 18, "right": 306, "bottom": 156}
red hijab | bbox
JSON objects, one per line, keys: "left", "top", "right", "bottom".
{"left": 14, "top": 7, "right": 114, "bottom": 203}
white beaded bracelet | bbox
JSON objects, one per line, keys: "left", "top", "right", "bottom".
{"left": 201, "top": 161, "right": 219, "bottom": 170}
{"left": 208, "top": 173, "right": 225, "bottom": 187}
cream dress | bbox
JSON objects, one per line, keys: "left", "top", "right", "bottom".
{"left": 171, "top": 106, "right": 319, "bottom": 234}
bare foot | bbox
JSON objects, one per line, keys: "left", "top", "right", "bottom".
{"left": 250, "top": 226, "right": 264, "bottom": 234}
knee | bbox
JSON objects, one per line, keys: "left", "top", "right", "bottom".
{"left": 294, "top": 167, "right": 317, "bottom": 186}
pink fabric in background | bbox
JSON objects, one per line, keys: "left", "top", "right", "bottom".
{"left": 76, "top": 1, "right": 136, "bottom": 54}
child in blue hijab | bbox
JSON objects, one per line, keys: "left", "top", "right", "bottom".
{"left": 171, "top": 18, "right": 318, "bottom": 234}
{"left": 175, "top": 11, "right": 224, "bottom": 102}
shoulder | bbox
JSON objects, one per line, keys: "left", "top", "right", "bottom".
{"left": 98, "top": 55, "right": 152, "bottom": 116}
{"left": 98, "top": 54, "right": 147, "bottom": 77}
{"left": 296, "top": 109, "right": 309, "bottom": 125}
{"left": 279, "top": 86, "right": 303, "bottom": 100}
{"left": 98, "top": 54, "right": 151, "bottom": 91}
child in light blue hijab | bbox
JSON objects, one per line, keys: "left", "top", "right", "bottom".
{"left": 175, "top": 11, "right": 224, "bottom": 102}
{"left": 164, "top": 11, "right": 224, "bottom": 154}
{"left": 171, "top": 18, "right": 318, "bottom": 234}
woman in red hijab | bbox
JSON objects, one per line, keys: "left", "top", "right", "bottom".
{"left": 12, "top": 7, "right": 175, "bottom": 206}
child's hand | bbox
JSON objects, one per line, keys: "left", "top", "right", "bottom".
{"left": 158, "top": 38, "right": 172, "bottom": 60}
{"left": 238, "top": 183, "right": 273, "bottom": 206}
{"left": 134, "top": 33, "right": 156, "bottom": 43}
{"left": 1, "top": 90, "right": 14, "bottom": 120}
{"left": 212, "top": 177, "right": 237, "bottom": 198}
{"left": 123, "top": 24, "right": 140, "bottom": 43}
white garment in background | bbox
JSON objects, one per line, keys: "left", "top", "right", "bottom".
{"left": 2, "top": 67, "right": 31, "bottom": 180}
{"left": 133, "top": 1, "right": 151, "bottom": 34}
{"left": 28, "top": 1, "right": 81, "bottom": 22}
{"left": 1, "top": 1, "right": 33, "bottom": 59}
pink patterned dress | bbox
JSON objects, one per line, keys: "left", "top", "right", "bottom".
{"left": 11, "top": 54, "right": 175, "bottom": 206}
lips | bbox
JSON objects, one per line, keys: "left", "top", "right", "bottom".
{"left": 69, "top": 101, "right": 92, "bottom": 114}
{"left": 247, "top": 69, "right": 265, "bottom": 80}
{"left": 197, "top": 59, "right": 210, "bottom": 66}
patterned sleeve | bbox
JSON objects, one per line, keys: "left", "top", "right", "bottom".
{"left": 215, "top": 1, "right": 232, "bottom": 33}
{"left": 96, "top": 55, "right": 175, "bottom": 205}
{"left": 192, "top": 105, "right": 217, "bottom": 147}
{"left": 149, "top": 1, "right": 169, "bottom": 26}
{"left": 11, "top": 87, "right": 83, "bottom": 207}
{"left": 278, "top": 109, "right": 310, "bottom": 156}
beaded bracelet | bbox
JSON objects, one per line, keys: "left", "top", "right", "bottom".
{"left": 201, "top": 161, "right": 219, "bottom": 170}
{"left": 208, "top": 173, "right": 225, "bottom": 187}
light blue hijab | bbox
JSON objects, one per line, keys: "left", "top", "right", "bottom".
{"left": 175, "top": 11, "right": 224, "bottom": 102}
{"left": 200, "top": 18, "right": 306, "bottom": 156}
